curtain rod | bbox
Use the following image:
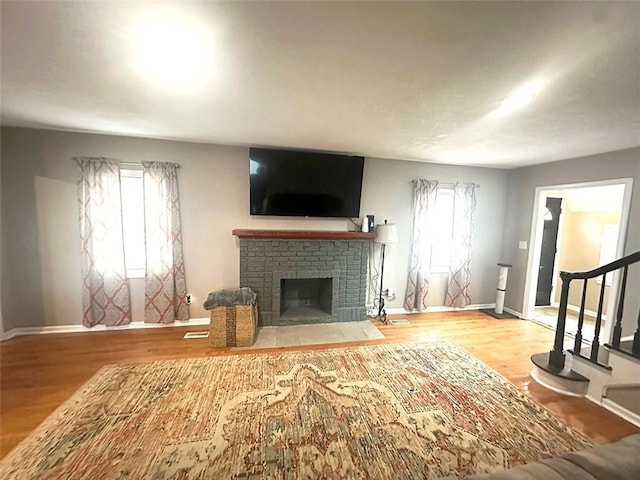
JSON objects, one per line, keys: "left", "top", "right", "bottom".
{"left": 120, "top": 161, "right": 181, "bottom": 168}
{"left": 411, "top": 180, "right": 480, "bottom": 188}
{"left": 72, "top": 158, "right": 180, "bottom": 168}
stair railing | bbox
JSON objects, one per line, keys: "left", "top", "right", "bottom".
{"left": 548, "top": 250, "right": 640, "bottom": 370}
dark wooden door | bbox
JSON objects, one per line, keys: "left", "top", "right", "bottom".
{"left": 536, "top": 197, "right": 562, "bottom": 306}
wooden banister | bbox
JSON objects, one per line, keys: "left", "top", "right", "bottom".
{"left": 560, "top": 251, "right": 640, "bottom": 281}
{"left": 545, "top": 250, "right": 640, "bottom": 370}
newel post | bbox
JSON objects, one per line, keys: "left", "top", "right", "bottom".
{"left": 549, "top": 272, "right": 571, "bottom": 369}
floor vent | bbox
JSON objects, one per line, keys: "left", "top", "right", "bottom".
{"left": 390, "top": 319, "right": 410, "bottom": 325}
{"left": 183, "top": 331, "right": 209, "bottom": 339}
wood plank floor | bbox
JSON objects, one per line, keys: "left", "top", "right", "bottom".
{"left": 1, "top": 310, "right": 638, "bottom": 459}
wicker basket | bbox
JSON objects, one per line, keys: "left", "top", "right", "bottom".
{"left": 209, "top": 303, "right": 258, "bottom": 347}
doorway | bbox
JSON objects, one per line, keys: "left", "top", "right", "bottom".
{"left": 523, "top": 179, "right": 633, "bottom": 344}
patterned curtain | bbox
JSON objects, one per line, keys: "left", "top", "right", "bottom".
{"left": 404, "top": 180, "right": 439, "bottom": 311}
{"left": 445, "top": 182, "right": 477, "bottom": 308}
{"left": 142, "top": 162, "right": 190, "bottom": 323}
{"left": 76, "top": 157, "right": 131, "bottom": 327}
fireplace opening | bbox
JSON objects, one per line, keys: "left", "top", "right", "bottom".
{"left": 280, "top": 278, "right": 333, "bottom": 321}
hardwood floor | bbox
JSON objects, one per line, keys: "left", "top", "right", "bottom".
{"left": 1, "top": 310, "right": 638, "bottom": 459}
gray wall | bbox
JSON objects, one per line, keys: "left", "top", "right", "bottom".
{"left": 501, "top": 147, "right": 640, "bottom": 334}
{"left": 1, "top": 130, "right": 48, "bottom": 333}
{"left": 0, "top": 127, "right": 351, "bottom": 331}
{"left": 1, "top": 127, "right": 510, "bottom": 331}
{"left": 362, "top": 157, "right": 509, "bottom": 309}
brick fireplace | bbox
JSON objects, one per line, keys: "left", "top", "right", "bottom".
{"left": 233, "top": 230, "right": 374, "bottom": 326}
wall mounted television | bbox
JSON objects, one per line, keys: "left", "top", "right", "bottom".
{"left": 249, "top": 147, "right": 365, "bottom": 218}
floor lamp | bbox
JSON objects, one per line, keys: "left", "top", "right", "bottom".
{"left": 374, "top": 220, "right": 398, "bottom": 324}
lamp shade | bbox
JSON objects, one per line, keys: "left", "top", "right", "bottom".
{"left": 375, "top": 222, "right": 398, "bottom": 245}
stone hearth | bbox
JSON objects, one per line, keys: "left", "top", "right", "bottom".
{"left": 234, "top": 230, "right": 373, "bottom": 326}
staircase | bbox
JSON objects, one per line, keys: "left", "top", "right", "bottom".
{"left": 531, "top": 251, "right": 640, "bottom": 426}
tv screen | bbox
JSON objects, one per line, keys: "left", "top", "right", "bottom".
{"left": 249, "top": 147, "right": 364, "bottom": 218}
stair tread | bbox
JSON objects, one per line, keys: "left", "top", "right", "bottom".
{"left": 605, "top": 341, "right": 640, "bottom": 361}
{"left": 531, "top": 352, "right": 589, "bottom": 382}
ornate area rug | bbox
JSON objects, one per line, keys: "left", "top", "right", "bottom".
{"left": 0, "top": 343, "right": 591, "bottom": 479}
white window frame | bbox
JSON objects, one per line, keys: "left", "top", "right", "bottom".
{"left": 120, "top": 167, "right": 146, "bottom": 279}
{"left": 430, "top": 187, "right": 455, "bottom": 273}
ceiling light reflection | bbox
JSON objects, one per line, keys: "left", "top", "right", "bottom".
{"left": 133, "top": 13, "right": 213, "bottom": 91}
{"left": 493, "top": 80, "right": 545, "bottom": 117}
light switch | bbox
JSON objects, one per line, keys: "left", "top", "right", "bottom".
{"left": 518, "top": 241, "right": 527, "bottom": 250}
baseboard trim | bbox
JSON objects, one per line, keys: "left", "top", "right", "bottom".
{"left": 1, "top": 329, "right": 18, "bottom": 341}
{"left": 1, "top": 318, "right": 211, "bottom": 341}
{"left": 601, "top": 398, "right": 640, "bottom": 428}
{"left": 386, "top": 303, "right": 494, "bottom": 315}
{"left": 2, "top": 303, "right": 528, "bottom": 341}
{"left": 530, "top": 366, "right": 589, "bottom": 397}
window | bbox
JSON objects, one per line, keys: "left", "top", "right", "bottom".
{"left": 120, "top": 167, "right": 146, "bottom": 278}
{"left": 430, "top": 188, "right": 454, "bottom": 272}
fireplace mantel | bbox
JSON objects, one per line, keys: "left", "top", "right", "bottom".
{"left": 232, "top": 229, "right": 375, "bottom": 240}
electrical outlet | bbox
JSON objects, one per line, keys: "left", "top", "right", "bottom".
{"left": 186, "top": 294, "right": 192, "bottom": 305}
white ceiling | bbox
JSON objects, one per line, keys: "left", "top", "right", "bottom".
{"left": 1, "top": 1, "right": 639, "bottom": 168}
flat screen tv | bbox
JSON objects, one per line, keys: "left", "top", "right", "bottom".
{"left": 249, "top": 147, "right": 364, "bottom": 218}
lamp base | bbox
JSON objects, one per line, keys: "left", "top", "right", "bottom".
{"left": 376, "top": 243, "right": 389, "bottom": 324}
{"left": 376, "top": 298, "right": 387, "bottom": 324}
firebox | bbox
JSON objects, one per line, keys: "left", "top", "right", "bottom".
{"left": 280, "top": 278, "right": 333, "bottom": 322}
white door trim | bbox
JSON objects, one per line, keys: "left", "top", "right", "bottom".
{"left": 522, "top": 178, "right": 633, "bottom": 345}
